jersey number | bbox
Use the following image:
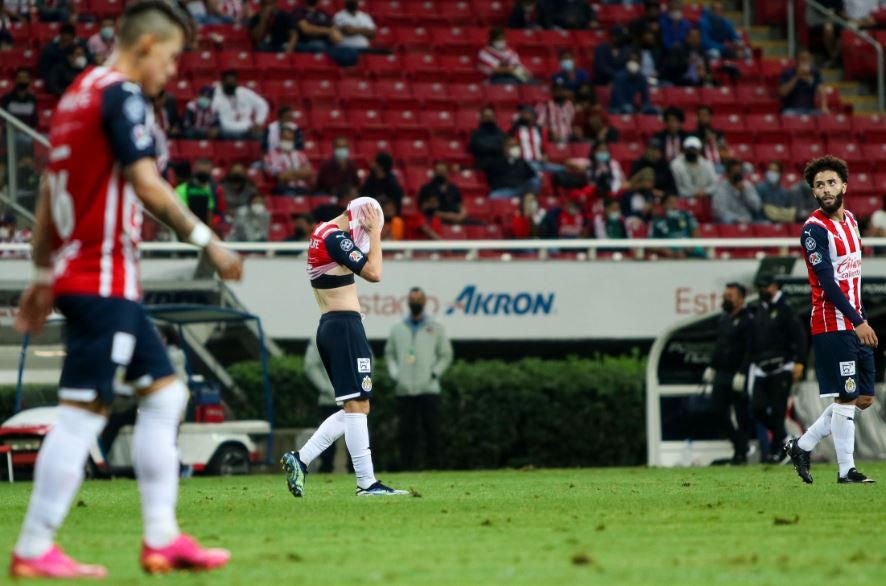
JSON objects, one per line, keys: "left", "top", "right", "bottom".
{"left": 47, "top": 170, "right": 75, "bottom": 239}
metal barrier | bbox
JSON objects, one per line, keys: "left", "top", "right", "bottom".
{"left": 1, "top": 106, "right": 48, "bottom": 224}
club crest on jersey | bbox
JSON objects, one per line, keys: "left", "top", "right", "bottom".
{"left": 349, "top": 250, "right": 363, "bottom": 262}
{"left": 361, "top": 376, "right": 373, "bottom": 392}
{"left": 340, "top": 239, "right": 354, "bottom": 252}
{"left": 804, "top": 237, "right": 816, "bottom": 251}
{"left": 123, "top": 95, "right": 145, "bottom": 123}
{"left": 845, "top": 378, "right": 856, "bottom": 393}
{"left": 809, "top": 252, "right": 822, "bottom": 265}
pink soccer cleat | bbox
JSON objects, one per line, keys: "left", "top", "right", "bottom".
{"left": 140, "top": 534, "right": 230, "bottom": 574}
{"left": 9, "top": 545, "right": 107, "bottom": 579}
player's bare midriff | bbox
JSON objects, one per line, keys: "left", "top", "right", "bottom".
{"left": 313, "top": 269, "right": 361, "bottom": 313}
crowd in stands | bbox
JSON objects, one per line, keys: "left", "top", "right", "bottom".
{"left": 1, "top": 0, "right": 886, "bottom": 253}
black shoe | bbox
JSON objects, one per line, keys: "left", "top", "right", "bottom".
{"left": 730, "top": 453, "right": 748, "bottom": 465}
{"left": 784, "top": 438, "right": 813, "bottom": 484}
{"left": 837, "top": 467, "right": 876, "bottom": 484}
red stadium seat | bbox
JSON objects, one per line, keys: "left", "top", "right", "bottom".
{"left": 438, "top": 54, "right": 483, "bottom": 82}
{"left": 436, "top": 26, "right": 486, "bottom": 50}
{"left": 362, "top": 53, "right": 405, "bottom": 78}
{"left": 488, "top": 197, "right": 520, "bottom": 221}
{"left": 462, "top": 195, "right": 492, "bottom": 221}
{"left": 485, "top": 83, "right": 522, "bottom": 108}
{"left": 547, "top": 142, "right": 570, "bottom": 164}
{"left": 412, "top": 82, "right": 453, "bottom": 108}
{"left": 852, "top": 171, "right": 875, "bottom": 193}
{"left": 214, "top": 141, "right": 262, "bottom": 166}
{"left": 661, "top": 86, "right": 700, "bottom": 109}
{"left": 393, "top": 139, "right": 431, "bottom": 164}
{"left": 635, "top": 115, "right": 664, "bottom": 136}
{"left": 472, "top": 0, "right": 510, "bottom": 25}
{"left": 254, "top": 53, "right": 295, "bottom": 78}
{"left": 292, "top": 53, "right": 337, "bottom": 79}
{"left": 449, "top": 82, "right": 487, "bottom": 106}
{"left": 4, "top": 48, "right": 39, "bottom": 71}
{"left": 217, "top": 50, "right": 255, "bottom": 72}
{"left": 862, "top": 143, "right": 886, "bottom": 165}
{"left": 339, "top": 79, "right": 378, "bottom": 109}
{"left": 419, "top": 110, "right": 458, "bottom": 134}
{"left": 348, "top": 108, "right": 386, "bottom": 132}
{"left": 309, "top": 107, "right": 349, "bottom": 133}
{"left": 780, "top": 114, "right": 818, "bottom": 139}
{"left": 791, "top": 143, "right": 826, "bottom": 168}
{"left": 826, "top": 141, "right": 867, "bottom": 171}
{"left": 438, "top": 224, "right": 468, "bottom": 240}
{"left": 851, "top": 196, "right": 883, "bottom": 219}
{"left": 396, "top": 26, "right": 433, "bottom": 49}
{"left": 817, "top": 113, "right": 854, "bottom": 138}
{"left": 735, "top": 85, "right": 777, "bottom": 114}
{"left": 700, "top": 86, "right": 737, "bottom": 109}
{"left": 520, "top": 84, "right": 551, "bottom": 104}
{"left": 383, "top": 109, "right": 425, "bottom": 137}
{"left": 374, "top": 79, "right": 417, "bottom": 108}
{"left": 300, "top": 79, "right": 338, "bottom": 104}
{"left": 89, "top": 0, "right": 124, "bottom": 19}
{"left": 180, "top": 50, "right": 218, "bottom": 76}
{"left": 755, "top": 143, "right": 792, "bottom": 167}
{"left": 173, "top": 140, "right": 215, "bottom": 162}
{"left": 438, "top": 1, "right": 476, "bottom": 25}
{"left": 744, "top": 114, "right": 784, "bottom": 143}
{"left": 752, "top": 224, "right": 788, "bottom": 238}
{"left": 404, "top": 167, "right": 431, "bottom": 193}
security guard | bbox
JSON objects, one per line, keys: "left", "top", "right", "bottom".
{"left": 703, "top": 282, "right": 754, "bottom": 464}
{"left": 749, "top": 274, "right": 807, "bottom": 463}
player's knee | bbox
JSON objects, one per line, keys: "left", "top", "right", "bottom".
{"left": 138, "top": 378, "right": 188, "bottom": 422}
{"left": 856, "top": 396, "right": 874, "bottom": 410}
{"left": 343, "top": 398, "right": 370, "bottom": 414}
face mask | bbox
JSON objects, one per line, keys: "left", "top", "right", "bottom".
{"left": 765, "top": 170, "right": 781, "bottom": 185}
{"left": 685, "top": 151, "right": 698, "bottom": 163}
{"left": 100, "top": 26, "right": 114, "bottom": 41}
{"left": 730, "top": 172, "right": 743, "bottom": 184}
{"left": 345, "top": 0, "right": 358, "bottom": 11}
{"left": 492, "top": 40, "right": 507, "bottom": 51}
{"left": 758, "top": 290, "right": 773, "bottom": 303}
{"left": 560, "top": 59, "right": 574, "bottom": 72}
{"left": 667, "top": 209, "right": 681, "bottom": 218}
{"left": 194, "top": 171, "right": 211, "bottom": 183}
{"left": 670, "top": 10, "right": 682, "bottom": 20}
{"left": 197, "top": 96, "right": 211, "bottom": 109}
{"left": 0, "top": 227, "right": 9, "bottom": 239}
{"left": 305, "top": 0, "right": 318, "bottom": 6}
{"left": 73, "top": 56, "right": 87, "bottom": 69}
{"left": 280, "top": 140, "right": 294, "bottom": 152}
{"left": 250, "top": 203, "right": 266, "bottom": 215}
{"left": 335, "top": 147, "right": 349, "bottom": 160}
{"left": 481, "top": 119, "right": 497, "bottom": 129}
{"left": 595, "top": 152, "right": 610, "bottom": 163}
{"left": 626, "top": 61, "right": 640, "bottom": 74}
{"left": 721, "top": 299, "right": 735, "bottom": 313}
{"left": 223, "top": 83, "right": 237, "bottom": 95}
{"left": 508, "top": 146, "right": 521, "bottom": 159}
{"left": 433, "top": 174, "right": 447, "bottom": 184}
{"left": 409, "top": 302, "right": 424, "bottom": 316}
{"left": 228, "top": 173, "right": 245, "bottom": 185}
{"left": 607, "top": 211, "right": 621, "bottom": 221}
{"left": 15, "top": 81, "right": 28, "bottom": 92}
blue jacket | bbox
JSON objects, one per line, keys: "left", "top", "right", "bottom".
{"left": 609, "top": 71, "right": 651, "bottom": 111}
{"left": 660, "top": 14, "right": 691, "bottom": 50}
{"left": 699, "top": 10, "right": 739, "bottom": 54}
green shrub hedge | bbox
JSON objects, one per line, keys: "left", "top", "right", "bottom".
{"left": 0, "top": 385, "right": 59, "bottom": 422}
{"left": 228, "top": 354, "right": 646, "bottom": 470}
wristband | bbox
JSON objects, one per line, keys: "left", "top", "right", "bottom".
{"left": 187, "top": 223, "right": 212, "bottom": 248}
{"left": 32, "top": 267, "right": 53, "bottom": 286}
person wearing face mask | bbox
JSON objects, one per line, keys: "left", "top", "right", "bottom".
{"left": 333, "top": 0, "right": 376, "bottom": 50}
{"left": 588, "top": 141, "right": 625, "bottom": 193}
{"left": 553, "top": 49, "right": 589, "bottom": 93}
{"left": 220, "top": 162, "right": 259, "bottom": 210}
{"left": 229, "top": 193, "right": 270, "bottom": 242}
{"left": 315, "top": 136, "right": 360, "bottom": 195}
{"left": 38, "top": 23, "right": 91, "bottom": 83}
{"left": 293, "top": 0, "right": 359, "bottom": 66}
{"left": 418, "top": 161, "right": 466, "bottom": 225}
{"left": 699, "top": 1, "right": 747, "bottom": 60}
{"left": 748, "top": 274, "right": 806, "bottom": 464}
{"left": 183, "top": 85, "right": 220, "bottom": 139}
{"left": 649, "top": 192, "right": 702, "bottom": 258}
{"left": 249, "top": 0, "right": 298, "bottom": 52}
{"left": 670, "top": 136, "right": 718, "bottom": 198}
{"left": 630, "top": 138, "right": 678, "bottom": 196}
{"left": 712, "top": 159, "right": 762, "bottom": 224}
{"left": 609, "top": 52, "right": 657, "bottom": 115}
{"left": 385, "top": 287, "right": 453, "bottom": 471}
{"left": 478, "top": 27, "right": 531, "bottom": 84}
{"left": 659, "top": 0, "right": 690, "bottom": 50}
{"left": 265, "top": 105, "right": 305, "bottom": 153}
{"left": 484, "top": 137, "right": 541, "bottom": 199}
{"left": 702, "top": 282, "right": 754, "bottom": 465}
{"left": 694, "top": 105, "right": 723, "bottom": 164}
{"left": 535, "top": 79, "right": 576, "bottom": 145}
{"left": 778, "top": 49, "right": 830, "bottom": 115}
{"left": 47, "top": 45, "right": 88, "bottom": 96}
{"left": 1, "top": 68, "right": 38, "bottom": 128}
{"left": 176, "top": 158, "right": 226, "bottom": 226}
{"left": 265, "top": 123, "right": 314, "bottom": 195}
{"left": 469, "top": 106, "right": 507, "bottom": 170}
{"left": 549, "top": 0, "right": 597, "bottom": 30}
{"left": 508, "top": 0, "right": 552, "bottom": 29}
{"left": 509, "top": 105, "right": 562, "bottom": 173}
{"left": 88, "top": 17, "right": 116, "bottom": 64}
{"left": 593, "top": 198, "right": 628, "bottom": 239}
{"left": 756, "top": 161, "right": 795, "bottom": 224}
{"left": 212, "top": 69, "right": 269, "bottom": 139}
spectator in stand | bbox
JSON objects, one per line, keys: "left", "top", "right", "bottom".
{"left": 845, "top": 0, "right": 878, "bottom": 27}
{"left": 593, "top": 198, "right": 629, "bottom": 239}
{"left": 806, "top": 0, "right": 845, "bottom": 67}
{"left": 695, "top": 105, "right": 723, "bottom": 165}
{"left": 176, "top": 158, "right": 226, "bottom": 227}
{"left": 594, "top": 26, "right": 631, "bottom": 85}
{"left": 756, "top": 161, "right": 796, "bottom": 224}
{"left": 333, "top": 0, "right": 376, "bottom": 50}
{"left": 622, "top": 167, "right": 661, "bottom": 221}
{"left": 0, "top": 27, "right": 13, "bottom": 52}
{"left": 508, "top": 0, "right": 552, "bottom": 29}
{"left": 713, "top": 159, "right": 762, "bottom": 224}
{"left": 292, "top": 0, "right": 358, "bottom": 66}
{"left": 286, "top": 213, "right": 314, "bottom": 242}
{"left": 46, "top": 44, "right": 86, "bottom": 96}
{"left": 249, "top": 0, "right": 297, "bottom": 52}
{"left": 631, "top": 137, "right": 678, "bottom": 195}
{"left": 536, "top": 79, "right": 575, "bottom": 144}
{"left": 512, "top": 192, "right": 542, "bottom": 239}
{"left": 540, "top": 197, "right": 587, "bottom": 239}
{"left": 1, "top": 68, "right": 37, "bottom": 128}
{"left": 574, "top": 104, "right": 619, "bottom": 144}
{"left": 212, "top": 69, "right": 269, "bottom": 139}
{"left": 654, "top": 107, "right": 690, "bottom": 161}
{"left": 184, "top": 0, "right": 234, "bottom": 25}
{"left": 264, "top": 123, "right": 314, "bottom": 195}
{"left": 484, "top": 136, "right": 541, "bottom": 199}
{"left": 228, "top": 193, "right": 270, "bottom": 242}
{"left": 549, "top": 0, "right": 597, "bottom": 30}
{"left": 36, "top": 0, "right": 76, "bottom": 23}
{"left": 312, "top": 184, "right": 354, "bottom": 221}
{"left": 510, "top": 105, "right": 562, "bottom": 173}
{"left": 220, "top": 162, "right": 259, "bottom": 210}
{"left": 588, "top": 141, "right": 625, "bottom": 193}
{"left": 380, "top": 198, "right": 405, "bottom": 241}
{"left": 629, "top": 0, "right": 663, "bottom": 41}
{"left": 478, "top": 27, "right": 532, "bottom": 85}
{"left": 778, "top": 49, "right": 829, "bottom": 115}
{"left": 87, "top": 17, "right": 115, "bottom": 65}
{"left": 670, "top": 136, "right": 718, "bottom": 198}
{"left": 265, "top": 106, "right": 304, "bottom": 152}
{"left": 1, "top": 0, "right": 27, "bottom": 23}
{"left": 609, "top": 52, "right": 657, "bottom": 114}
{"left": 663, "top": 27, "right": 715, "bottom": 87}
{"left": 418, "top": 162, "right": 466, "bottom": 225}
{"left": 469, "top": 105, "right": 507, "bottom": 170}
{"left": 786, "top": 178, "right": 819, "bottom": 220}
{"left": 215, "top": 0, "right": 245, "bottom": 24}
{"left": 636, "top": 26, "right": 664, "bottom": 85}
{"left": 315, "top": 136, "right": 359, "bottom": 195}
{"left": 650, "top": 192, "right": 702, "bottom": 258}
{"left": 553, "top": 49, "right": 590, "bottom": 93}
{"left": 183, "top": 85, "right": 220, "bottom": 139}
{"left": 660, "top": 0, "right": 691, "bottom": 50}
{"left": 361, "top": 152, "right": 404, "bottom": 212}
{"left": 699, "top": 1, "right": 747, "bottom": 59}
{"left": 152, "top": 89, "right": 182, "bottom": 138}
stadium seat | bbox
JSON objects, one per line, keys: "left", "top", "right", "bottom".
{"left": 383, "top": 109, "right": 425, "bottom": 138}
{"left": 217, "top": 50, "right": 255, "bottom": 72}
{"left": 292, "top": 53, "right": 337, "bottom": 79}
{"left": 744, "top": 114, "right": 784, "bottom": 143}
{"left": 700, "top": 86, "right": 737, "bottom": 109}
{"left": 791, "top": 143, "right": 826, "bottom": 169}
{"left": 851, "top": 196, "right": 882, "bottom": 219}
{"left": 826, "top": 141, "right": 867, "bottom": 171}
{"left": 419, "top": 110, "right": 458, "bottom": 135}
{"left": 255, "top": 53, "right": 295, "bottom": 78}
{"left": 485, "top": 84, "right": 522, "bottom": 108}
{"left": 173, "top": 140, "right": 215, "bottom": 162}
{"left": 462, "top": 195, "right": 492, "bottom": 221}
{"left": 472, "top": 1, "right": 510, "bottom": 26}
{"left": 348, "top": 108, "right": 387, "bottom": 134}
{"left": 404, "top": 167, "right": 432, "bottom": 193}
{"left": 339, "top": 79, "right": 379, "bottom": 110}
{"left": 180, "top": 51, "right": 218, "bottom": 76}
{"left": 697, "top": 223, "right": 719, "bottom": 238}
{"left": 734, "top": 85, "right": 777, "bottom": 114}
{"left": 412, "top": 82, "right": 453, "bottom": 108}
{"left": 396, "top": 26, "right": 433, "bottom": 50}
{"left": 393, "top": 139, "right": 431, "bottom": 164}
{"left": 438, "top": 224, "right": 468, "bottom": 240}
{"left": 661, "top": 86, "right": 700, "bottom": 109}
{"left": 362, "top": 54, "right": 405, "bottom": 79}
{"left": 214, "top": 141, "right": 262, "bottom": 166}
{"left": 300, "top": 79, "right": 339, "bottom": 105}
{"left": 436, "top": 26, "right": 487, "bottom": 50}
{"left": 861, "top": 143, "right": 886, "bottom": 165}
{"left": 816, "top": 113, "right": 854, "bottom": 138}
{"left": 780, "top": 114, "right": 818, "bottom": 140}
{"left": 449, "top": 82, "right": 487, "bottom": 106}
{"left": 374, "top": 79, "right": 417, "bottom": 108}
{"left": 752, "top": 224, "right": 788, "bottom": 238}
{"left": 310, "top": 107, "right": 350, "bottom": 134}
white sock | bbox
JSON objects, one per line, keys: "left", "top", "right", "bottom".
{"left": 344, "top": 412, "right": 377, "bottom": 490}
{"left": 14, "top": 405, "right": 107, "bottom": 559}
{"left": 831, "top": 403, "right": 856, "bottom": 477}
{"left": 298, "top": 409, "right": 346, "bottom": 465}
{"left": 798, "top": 403, "right": 835, "bottom": 451}
{"left": 133, "top": 381, "right": 187, "bottom": 548}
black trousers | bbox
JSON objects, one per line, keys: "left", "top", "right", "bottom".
{"left": 397, "top": 394, "right": 440, "bottom": 471}
{"left": 751, "top": 371, "right": 793, "bottom": 455}
{"left": 710, "top": 374, "right": 752, "bottom": 458}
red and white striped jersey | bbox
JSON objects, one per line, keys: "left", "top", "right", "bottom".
{"left": 511, "top": 124, "right": 548, "bottom": 162}
{"left": 802, "top": 208, "right": 865, "bottom": 335}
{"left": 477, "top": 45, "right": 522, "bottom": 77}
{"left": 535, "top": 100, "right": 575, "bottom": 144}
{"left": 47, "top": 67, "right": 157, "bottom": 301}
{"left": 306, "top": 221, "right": 367, "bottom": 289}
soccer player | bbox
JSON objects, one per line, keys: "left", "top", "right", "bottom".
{"left": 281, "top": 197, "right": 408, "bottom": 497}
{"left": 10, "top": 2, "right": 243, "bottom": 579}
{"left": 785, "top": 155, "right": 877, "bottom": 484}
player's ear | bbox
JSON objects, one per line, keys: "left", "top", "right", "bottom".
{"left": 136, "top": 33, "right": 156, "bottom": 59}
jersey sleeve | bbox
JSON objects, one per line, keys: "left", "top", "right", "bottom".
{"left": 802, "top": 223, "right": 864, "bottom": 326}
{"left": 101, "top": 81, "right": 156, "bottom": 167}
{"left": 323, "top": 230, "right": 368, "bottom": 274}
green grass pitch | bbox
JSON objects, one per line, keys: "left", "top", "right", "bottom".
{"left": 2, "top": 465, "right": 885, "bottom": 585}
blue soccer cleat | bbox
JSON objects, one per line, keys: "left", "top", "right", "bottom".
{"left": 280, "top": 451, "right": 308, "bottom": 497}
{"left": 355, "top": 481, "right": 409, "bottom": 497}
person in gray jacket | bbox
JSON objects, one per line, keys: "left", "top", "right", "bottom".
{"left": 670, "top": 135, "right": 718, "bottom": 198}
{"left": 713, "top": 159, "right": 762, "bottom": 224}
{"left": 304, "top": 337, "right": 346, "bottom": 473}
{"left": 384, "top": 287, "right": 454, "bottom": 470}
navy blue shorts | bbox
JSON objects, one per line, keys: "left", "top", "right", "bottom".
{"left": 316, "top": 311, "right": 373, "bottom": 401}
{"left": 813, "top": 331, "right": 875, "bottom": 401}
{"left": 57, "top": 295, "right": 175, "bottom": 405}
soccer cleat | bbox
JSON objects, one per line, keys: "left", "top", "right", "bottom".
{"left": 837, "top": 467, "right": 876, "bottom": 484}
{"left": 9, "top": 545, "right": 107, "bottom": 579}
{"left": 784, "top": 438, "right": 813, "bottom": 484}
{"left": 281, "top": 451, "right": 307, "bottom": 497}
{"left": 140, "top": 534, "right": 230, "bottom": 574}
{"left": 355, "top": 481, "right": 410, "bottom": 496}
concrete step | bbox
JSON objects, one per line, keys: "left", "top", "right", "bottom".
{"left": 821, "top": 68, "right": 844, "bottom": 83}
{"left": 842, "top": 94, "right": 881, "bottom": 113}
{"left": 832, "top": 80, "right": 869, "bottom": 96}
{"left": 754, "top": 39, "right": 790, "bottom": 58}
{"left": 748, "top": 26, "right": 783, "bottom": 42}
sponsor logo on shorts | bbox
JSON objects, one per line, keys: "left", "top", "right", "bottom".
{"left": 361, "top": 375, "right": 373, "bottom": 392}
{"left": 349, "top": 250, "right": 363, "bottom": 262}
{"left": 809, "top": 252, "right": 822, "bottom": 265}
{"left": 805, "top": 237, "right": 817, "bottom": 251}
{"left": 340, "top": 239, "right": 354, "bottom": 252}
{"left": 845, "top": 378, "right": 856, "bottom": 393}
{"left": 840, "top": 361, "right": 856, "bottom": 376}
{"left": 357, "top": 357, "right": 371, "bottom": 373}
